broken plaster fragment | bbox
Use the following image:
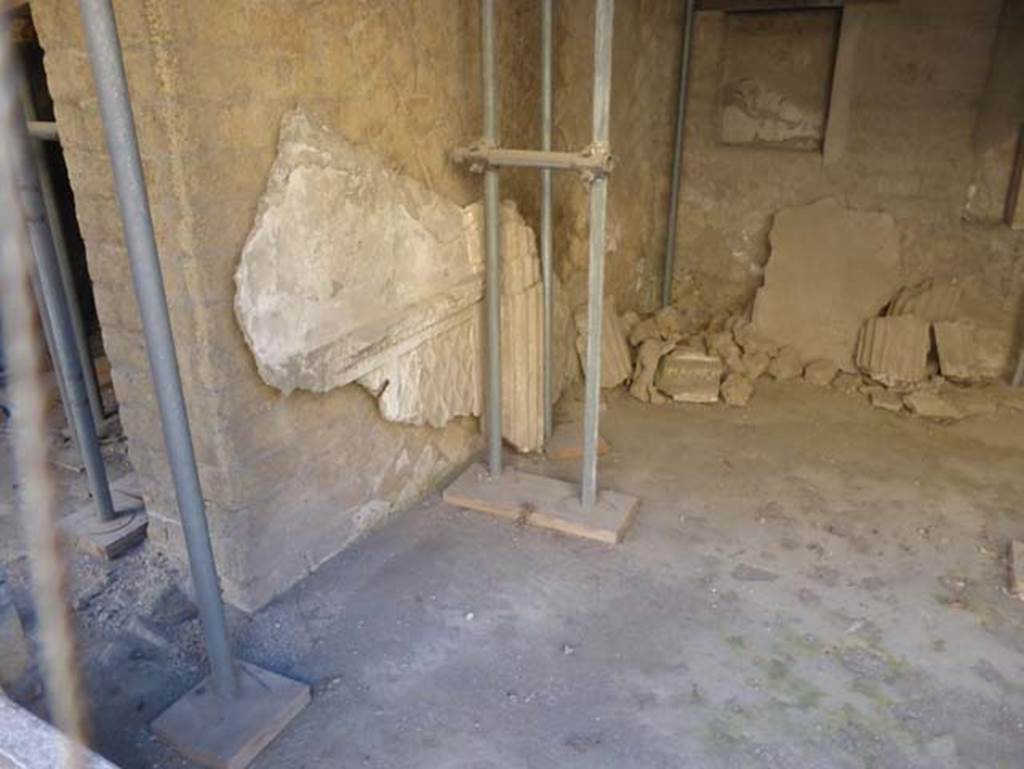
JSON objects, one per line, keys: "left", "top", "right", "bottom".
{"left": 768, "top": 346, "right": 802, "bottom": 381}
{"left": 903, "top": 389, "right": 964, "bottom": 421}
{"left": 804, "top": 359, "right": 839, "bottom": 387}
{"left": 629, "top": 338, "right": 676, "bottom": 404}
{"left": 721, "top": 373, "right": 755, "bottom": 407}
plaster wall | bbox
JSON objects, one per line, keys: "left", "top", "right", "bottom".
{"left": 670, "top": 0, "right": 1024, "bottom": 327}
{"left": 552, "top": 0, "right": 1023, "bottom": 332}
{"left": 31, "top": 0, "right": 542, "bottom": 611}
{"left": 28, "top": 0, "right": 1024, "bottom": 609}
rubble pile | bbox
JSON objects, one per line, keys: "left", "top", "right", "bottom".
{"left": 617, "top": 305, "right": 830, "bottom": 408}
{"left": 602, "top": 198, "right": 1021, "bottom": 421}
{"left": 610, "top": 278, "right": 1020, "bottom": 421}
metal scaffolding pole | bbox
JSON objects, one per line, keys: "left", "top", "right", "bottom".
{"left": 540, "top": 0, "right": 555, "bottom": 443}
{"left": 0, "top": 21, "right": 89, "bottom": 754}
{"left": 28, "top": 119, "right": 59, "bottom": 141}
{"left": 661, "top": 0, "right": 696, "bottom": 308}
{"left": 481, "top": 0, "right": 504, "bottom": 477}
{"left": 453, "top": 145, "right": 612, "bottom": 173}
{"left": 29, "top": 271, "right": 75, "bottom": 445}
{"left": 580, "top": 0, "right": 615, "bottom": 509}
{"left": 78, "top": 0, "right": 237, "bottom": 700}
{"left": 446, "top": 0, "right": 635, "bottom": 542}
{"left": 20, "top": 88, "right": 106, "bottom": 429}
{"left": 9, "top": 83, "right": 116, "bottom": 524}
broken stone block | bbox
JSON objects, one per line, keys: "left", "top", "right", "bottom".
{"left": 629, "top": 338, "right": 676, "bottom": 404}
{"left": 0, "top": 579, "right": 30, "bottom": 691}
{"left": 768, "top": 346, "right": 802, "bottom": 381}
{"left": 943, "top": 386, "right": 998, "bottom": 418}
{"left": 721, "top": 373, "right": 754, "bottom": 406}
{"left": 237, "top": 111, "right": 567, "bottom": 453}
{"left": 654, "top": 306, "right": 684, "bottom": 340}
{"left": 620, "top": 311, "right": 640, "bottom": 338}
{"left": 656, "top": 350, "right": 723, "bottom": 403}
{"left": 751, "top": 198, "right": 902, "bottom": 370}
{"left": 741, "top": 351, "right": 772, "bottom": 380}
{"left": 358, "top": 308, "right": 481, "bottom": 428}
{"left": 866, "top": 387, "right": 904, "bottom": 413}
{"left": 973, "top": 326, "right": 1015, "bottom": 380}
{"left": 888, "top": 280, "right": 963, "bottom": 322}
{"left": 575, "top": 296, "right": 632, "bottom": 389}
{"left": 734, "top": 322, "right": 778, "bottom": 357}
{"left": 803, "top": 359, "right": 839, "bottom": 387}
{"left": 832, "top": 371, "right": 865, "bottom": 394}
{"left": 903, "top": 389, "right": 964, "bottom": 420}
{"left": 706, "top": 330, "right": 736, "bottom": 360}
{"left": 628, "top": 317, "right": 660, "bottom": 347}
{"left": 933, "top": 321, "right": 977, "bottom": 382}
{"left": 722, "top": 346, "right": 744, "bottom": 374}
{"left": 855, "top": 316, "right": 931, "bottom": 386}
{"left": 993, "top": 385, "right": 1024, "bottom": 413}
{"left": 357, "top": 202, "right": 570, "bottom": 453}
{"left": 235, "top": 110, "right": 485, "bottom": 393}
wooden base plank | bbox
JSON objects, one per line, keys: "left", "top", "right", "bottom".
{"left": 59, "top": 489, "right": 147, "bottom": 559}
{"left": 443, "top": 463, "right": 639, "bottom": 544}
{"left": 151, "top": 661, "right": 310, "bottom": 769}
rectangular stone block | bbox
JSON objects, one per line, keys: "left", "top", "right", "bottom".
{"left": 656, "top": 350, "right": 723, "bottom": 403}
{"left": 855, "top": 316, "right": 931, "bottom": 386}
{"left": 752, "top": 198, "right": 902, "bottom": 371}
{"left": 934, "top": 321, "right": 1013, "bottom": 382}
{"left": 933, "top": 321, "right": 976, "bottom": 382}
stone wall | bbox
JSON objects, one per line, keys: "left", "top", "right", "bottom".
{"left": 31, "top": 0, "right": 543, "bottom": 611}
{"left": 28, "top": 0, "right": 1024, "bottom": 609}
{"left": 554, "top": 0, "right": 684, "bottom": 311}
{"left": 550, "top": 0, "right": 1023, "bottom": 331}
{"left": 670, "top": 0, "right": 1024, "bottom": 328}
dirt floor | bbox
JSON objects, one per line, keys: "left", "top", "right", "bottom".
{"left": 4, "top": 380, "right": 1024, "bottom": 768}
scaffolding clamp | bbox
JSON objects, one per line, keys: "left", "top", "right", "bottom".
{"left": 452, "top": 142, "right": 613, "bottom": 179}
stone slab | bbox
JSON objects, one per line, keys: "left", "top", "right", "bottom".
{"left": 869, "top": 387, "right": 905, "bottom": 413}
{"left": 889, "top": 280, "right": 963, "bottom": 323}
{"left": 0, "top": 694, "right": 120, "bottom": 768}
{"left": 443, "top": 463, "right": 638, "bottom": 545}
{"left": 234, "top": 110, "right": 483, "bottom": 394}
{"left": 151, "top": 662, "right": 310, "bottom": 769}
{"left": 357, "top": 203, "right": 568, "bottom": 454}
{"left": 545, "top": 421, "right": 609, "bottom": 461}
{"left": 903, "top": 389, "right": 964, "bottom": 421}
{"left": 929, "top": 321, "right": 1013, "bottom": 383}
{"left": 656, "top": 350, "right": 722, "bottom": 403}
{"left": 933, "top": 321, "right": 977, "bottom": 382}
{"left": 855, "top": 316, "right": 931, "bottom": 386}
{"left": 752, "top": 198, "right": 902, "bottom": 371}
{"left": 59, "top": 490, "right": 147, "bottom": 560}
